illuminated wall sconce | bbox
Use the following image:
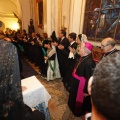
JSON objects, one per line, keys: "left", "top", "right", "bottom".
{"left": 11, "top": 23, "right": 20, "bottom": 31}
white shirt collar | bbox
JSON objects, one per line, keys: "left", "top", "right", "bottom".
{"left": 61, "top": 37, "right": 65, "bottom": 40}
{"left": 70, "top": 41, "right": 75, "bottom": 45}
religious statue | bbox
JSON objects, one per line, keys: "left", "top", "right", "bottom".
{"left": 28, "top": 19, "right": 35, "bottom": 34}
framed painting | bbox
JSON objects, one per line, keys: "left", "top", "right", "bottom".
{"left": 38, "top": 0, "right": 43, "bottom": 29}
{"left": 83, "top": 0, "right": 120, "bottom": 43}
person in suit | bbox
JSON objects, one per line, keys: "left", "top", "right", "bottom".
{"left": 64, "top": 32, "right": 78, "bottom": 91}
{"left": 30, "top": 32, "right": 37, "bottom": 45}
{"left": 70, "top": 34, "right": 88, "bottom": 61}
{"left": 56, "top": 29, "right": 69, "bottom": 80}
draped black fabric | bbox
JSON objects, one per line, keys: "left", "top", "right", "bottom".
{"left": 0, "top": 39, "right": 23, "bottom": 102}
{"left": 0, "top": 39, "right": 23, "bottom": 119}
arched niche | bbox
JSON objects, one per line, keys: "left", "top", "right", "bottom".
{"left": 0, "top": 0, "right": 22, "bottom": 31}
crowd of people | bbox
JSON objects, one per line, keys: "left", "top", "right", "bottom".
{"left": 0, "top": 28, "right": 120, "bottom": 120}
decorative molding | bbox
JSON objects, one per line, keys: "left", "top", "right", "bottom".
{"left": 9, "top": 0, "right": 17, "bottom": 7}
{"left": 0, "top": 12, "right": 15, "bottom": 18}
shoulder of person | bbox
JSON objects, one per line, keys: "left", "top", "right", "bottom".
{"left": 85, "top": 113, "right": 91, "bottom": 120}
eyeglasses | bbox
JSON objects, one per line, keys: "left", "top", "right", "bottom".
{"left": 101, "top": 44, "right": 110, "bottom": 49}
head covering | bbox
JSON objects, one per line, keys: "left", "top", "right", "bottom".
{"left": 81, "top": 34, "right": 88, "bottom": 43}
{"left": 43, "top": 40, "right": 51, "bottom": 45}
{"left": 51, "top": 31, "right": 57, "bottom": 42}
{"left": 84, "top": 42, "right": 93, "bottom": 51}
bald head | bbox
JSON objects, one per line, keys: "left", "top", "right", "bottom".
{"left": 101, "top": 37, "right": 116, "bottom": 53}
{"left": 102, "top": 37, "right": 115, "bottom": 47}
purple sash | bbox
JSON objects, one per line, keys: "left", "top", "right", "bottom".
{"left": 72, "top": 70, "right": 86, "bottom": 103}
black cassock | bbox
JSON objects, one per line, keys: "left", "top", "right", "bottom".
{"left": 68, "top": 54, "right": 96, "bottom": 116}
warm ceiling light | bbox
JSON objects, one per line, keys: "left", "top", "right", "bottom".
{"left": 11, "top": 23, "right": 20, "bottom": 30}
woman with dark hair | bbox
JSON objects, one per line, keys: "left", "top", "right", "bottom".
{"left": 70, "top": 34, "right": 89, "bottom": 60}
{"left": 50, "top": 31, "right": 58, "bottom": 42}
{"left": 43, "top": 40, "right": 56, "bottom": 81}
{"left": 50, "top": 31, "right": 61, "bottom": 80}
{"left": 77, "top": 34, "right": 88, "bottom": 44}
{"left": 77, "top": 34, "right": 88, "bottom": 49}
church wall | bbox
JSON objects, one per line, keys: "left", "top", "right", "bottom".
{"left": 3, "top": 0, "right": 119, "bottom": 49}
{"left": 0, "top": 0, "right": 20, "bottom": 31}
{"left": 0, "top": 17, "right": 18, "bottom": 31}
{"left": 0, "top": 0, "right": 32, "bottom": 32}
{"left": 20, "top": 0, "right": 31, "bottom": 32}
{"left": 42, "top": 0, "right": 86, "bottom": 37}
{"left": 69, "top": 0, "right": 80, "bottom": 33}
{"left": 61, "top": 0, "right": 71, "bottom": 35}
{"left": 45, "top": 0, "right": 59, "bottom": 37}
{"left": 61, "top": 0, "right": 120, "bottom": 49}
{"left": 1, "top": 0, "right": 120, "bottom": 50}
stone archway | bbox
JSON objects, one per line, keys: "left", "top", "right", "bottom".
{"left": 0, "top": 0, "right": 22, "bottom": 31}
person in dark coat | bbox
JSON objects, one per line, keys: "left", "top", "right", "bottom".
{"left": 56, "top": 29, "right": 69, "bottom": 79}
{"left": 101, "top": 37, "right": 119, "bottom": 58}
{"left": 64, "top": 32, "right": 78, "bottom": 91}
{"left": 68, "top": 42, "right": 96, "bottom": 117}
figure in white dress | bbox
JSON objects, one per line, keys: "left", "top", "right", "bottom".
{"left": 44, "top": 40, "right": 61, "bottom": 81}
